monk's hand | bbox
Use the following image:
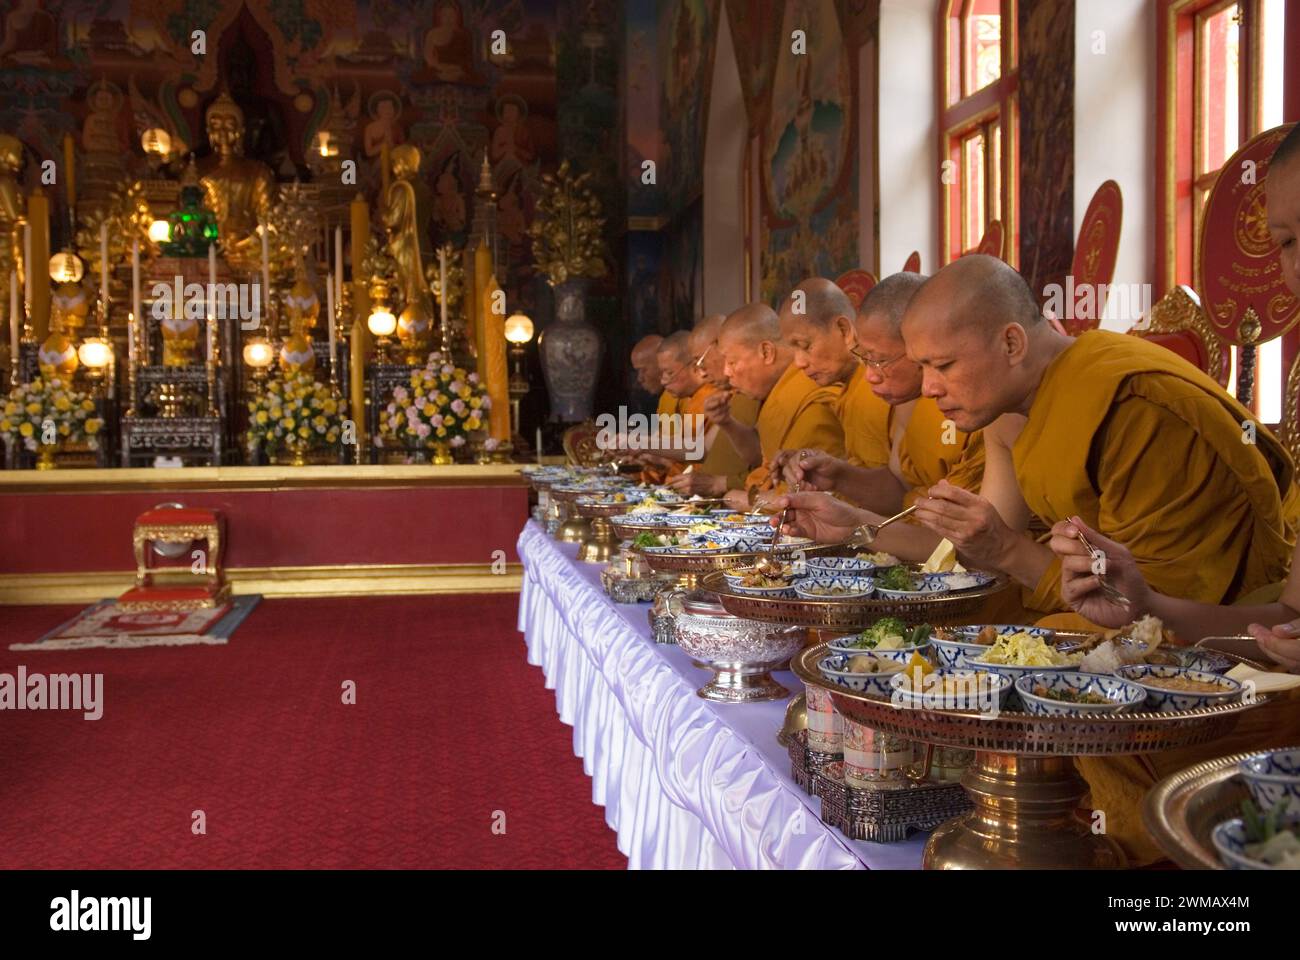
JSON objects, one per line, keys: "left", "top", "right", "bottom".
{"left": 722, "top": 488, "right": 751, "bottom": 512}
{"left": 1048, "top": 516, "right": 1152, "bottom": 629}
{"left": 633, "top": 452, "right": 673, "bottom": 469}
{"left": 1246, "top": 621, "right": 1300, "bottom": 672}
{"left": 769, "top": 490, "right": 864, "bottom": 543}
{"left": 666, "top": 471, "right": 726, "bottom": 496}
{"left": 910, "top": 480, "right": 1019, "bottom": 570}
{"left": 703, "top": 389, "right": 733, "bottom": 426}
{"left": 771, "top": 448, "right": 842, "bottom": 492}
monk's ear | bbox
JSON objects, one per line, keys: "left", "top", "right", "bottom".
{"left": 834, "top": 315, "right": 855, "bottom": 347}
{"left": 759, "top": 340, "right": 777, "bottom": 364}
{"left": 1002, "top": 323, "right": 1029, "bottom": 363}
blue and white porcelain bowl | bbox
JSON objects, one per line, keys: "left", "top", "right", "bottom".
{"left": 794, "top": 575, "right": 875, "bottom": 601}
{"left": 875, "top": 575, "right": 952, "bottom": 601}
{"left": 722, "top": 565, "right": 796, "bottom": 588}
{"left": 1115, "top": 664, "right": 1243, "bottom": 713}
{"left": 817, "top": 653, "right": 907, "bottom": 698}
{"left": 1014, "top": 671, "right": 1148, "bottom": 716}
{"left": 729, "top": 579, "right": 800, "bottom": 599}
{"left": 1208, "top": 817, "right": 1300, "bottom": 870}
{"left": 958, "top": 652, "right": 1083, "bottom": 683}
{"left": 1169, "top": 647, "right": 1236, "bottom": 674}
{"left": 1239, "top": 748, "right": 1300, "bottom": 815}
{"left": 930, "top": 625, "right": 1056, "bottom": 668}
{"left": 825, "top": 632, "right": 929, "bottom": 662}
{"left": 925, "top": 571, "right": 996, "bottom": 593}
{"left": 805, "top": 556, "right": 879, "bottom": 576}
{"left": 891, "top": 669, "right": 1014, "bottom": 713}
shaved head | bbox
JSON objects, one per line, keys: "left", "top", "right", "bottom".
{"left": 657, "top": 330, "right": 693, "bottom": 365}
{"left": 718, "top": 303, "right": 790, "bottom": 400}
{"left": 857, "top": 272, "right": 927, "bottom": 335}
{"left": 657, "top": 330, "right": 701, "bottom": 398}
{"left": 900, "top": 254, "right": 1065, "bottom": 431}
{"left": 690, "top": 314, "right": 729, "bottom": 387}
{"left": 631, "top": 334, "right": 665, "bottom": 394}
{"left": 779, "top": 277, "right": 859, "bottom": 387}
{"left": 1268, "top": 124, "right": 1300, "bottom": 300}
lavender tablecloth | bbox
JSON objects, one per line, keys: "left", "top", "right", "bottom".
{"left": 516, "top": 521, "right": 926, "bottom": 870}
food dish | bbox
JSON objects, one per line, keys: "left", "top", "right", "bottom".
{"left": 963, "top": 631, "right": 1084, "bottom": 679}
{"left": 1212, "top": 802, "right": 1300, "bottom": 870}
{"left": 817, "top": 653, "right": 906, "bottom": 697}
{"left": 873, "top": 566, "right": 949, "bottom": 599}
{"left": 891, "top": 668, "right": 1014, "bottom": 713}
{"left": 930, "top": 624, "right": 1056, "bottom": 668}
{"left": 793, "top": 575, "right": 875, "bottom": 600}
{"left": 1239, "top": 748, "right": 1300, "bottom": 815}
{"left": 1115, "top": 665, "right": 1244, "bottom": 712}
{"left": 1013, "top": 671, "right": 1147, "bottom": 716}
{"left": 827, "top": 617, "right": 931, "bottom": 658}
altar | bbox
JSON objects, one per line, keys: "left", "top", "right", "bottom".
{"left": 0, "top": 463, "right": 529, "bottom": 605}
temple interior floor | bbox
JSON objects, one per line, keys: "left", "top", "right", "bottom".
{"left": 0, "top": 594, "right": 624, "bottom": 870}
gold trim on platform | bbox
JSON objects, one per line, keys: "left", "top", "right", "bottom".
{"left": 0, "top": 562, "right": 523, "bottom": 605}
{"left": 0, "top": 463, "right": 530, "bottom": 494}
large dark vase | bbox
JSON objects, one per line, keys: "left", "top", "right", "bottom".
{"left": 538, "top": 279, "right": 602, "bottom": 422}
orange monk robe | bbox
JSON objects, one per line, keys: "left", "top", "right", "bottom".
{"left": 1009, "top": 330, "right": 1300, "bottom": 865}
{"left": 836, "top": 364, "right": 891, "bottom": 470}
{"left": 891, "top": 397, "right": 985, "bottom": 507}
{"left": 640, "top": 391, "right": 684, "bottom": 484}
{"left": 666, "top": 384, "right": 761, "bottom": 488}
{"left": 743, "top": 365, "right": 845, "bottom": 493}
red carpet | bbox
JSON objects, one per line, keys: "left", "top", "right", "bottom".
{"left": 0, "top": 595, "right": 625, "bottom": 870}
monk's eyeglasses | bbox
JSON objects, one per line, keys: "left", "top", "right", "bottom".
{"left": 850, "top": 342, "right": 907, "bottom": 372}
{"left": 693, "top": 344, "right": 714, "bottom": 369}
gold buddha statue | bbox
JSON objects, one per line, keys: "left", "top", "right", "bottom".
{"left": 160, "top": 310, "right": 199, "bottom": 366}
{"left": 279, "top": 252, "right": 318, "bottom": 375}
{"left": 198, "top": 92, "right": 277, "bottom": 272}
{"left": 382, "top": 144, "right": 435, "bottom": 362}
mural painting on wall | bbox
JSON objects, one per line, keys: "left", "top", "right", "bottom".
{"left": 658, "top": 0, "right": 719, "bottom": 219}
{"left": 760, "top": 0, "right": 857, "bottom": 305}
{"left": 0, "top": 0, "right": 558, "bottom": 289}
{"left": 661, "top": 199, "right": 702, "bottom": 333}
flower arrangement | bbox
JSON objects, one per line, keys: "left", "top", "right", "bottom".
{"left": 1, "top": 377, "right": 103, "bottom": 451}
{"left": 377, "top": 353, "right": 491, "bottom": 453}
{"left": 246, "top": 372, "right": 343, "bottom": 458}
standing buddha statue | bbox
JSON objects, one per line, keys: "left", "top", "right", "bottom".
{"left": 382, "top": 144, "right": 435, "bottom": 363}
{"left": 198, "top": 92, "right": 278, "bottom": 273}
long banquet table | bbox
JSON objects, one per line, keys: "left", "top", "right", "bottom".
{"left": 516, "top": 520, "right": 927, "bottom": 869}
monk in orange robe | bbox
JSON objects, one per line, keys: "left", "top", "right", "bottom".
{"left": 773, "top": 273, "right": 985, "bottom": 562}
{"left": 662, "top": 315, "right": 761, "bottom": 495}
{"left": 772, "top": 254, "right": 1300, "bottom": 865}
{"left": 705, "top": 300, "right": 844, "bottom": 511}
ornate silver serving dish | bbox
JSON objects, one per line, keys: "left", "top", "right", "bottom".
{"left": 671, "top": 590, "right": 807, "bottom": 703}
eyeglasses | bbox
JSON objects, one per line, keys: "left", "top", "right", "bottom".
{"left": 693, "top": 344, "right": 714, "bottom": 369}
{"left": 850, "top": 342, "right": 907, "bottom": 372}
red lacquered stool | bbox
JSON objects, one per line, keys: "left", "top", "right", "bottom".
{"left": 118, "top": 505, "right": 229, "bottom": 609}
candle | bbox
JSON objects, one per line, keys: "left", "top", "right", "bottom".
{"left": 535, "top": 426, "right": 543, "bottom": 461}
{"left": 9, "top": 270, "right": 17, "bottom": 378}
{"left": 208, "top": 242, "right": 217, "bottom": 361}
{"left": 99, "top": 222, "right": 109, "bottom": 306}
{"left": 334, "top": 225, "right": 343, "bottom": 307}
{"left": 326, "top": 270, "right": 336, "bottom": 377}
{"left": 260, "top": 223, "right": 270, "bottom": 319}
{"left": 438, "top": 246, "right": 448, "bottom": 331}
{"left": 22, "top": 221, "right": 30, "bottom": 311}
{"left": 131, "top": 240, "right": 140, "bottom": 362}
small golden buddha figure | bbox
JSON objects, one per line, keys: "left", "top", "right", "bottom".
{"left": 382, "top": 144, "right": 435, "bottom": 362}
{"left": 283, "top": 252, "right": 320, "bottom": 335}
{"left": 198, "top": 92, "right": 278, "bottom": 272}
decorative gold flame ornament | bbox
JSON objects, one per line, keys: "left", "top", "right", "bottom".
{"left": 264, "top": 181, "right": 320, "bottom": 284}
{"left": 528, "top": 159, "right": 607, "bottom": 285}
{"left": 76, "top": 179, "right": 162, "bottom": 274}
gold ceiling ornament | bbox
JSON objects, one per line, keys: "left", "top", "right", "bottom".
{"left": 263, "top": 182, "right": 320, "bottom": 283}
{"left": 528, "top": 159, "right": 607, "bottom": 286}
{"left": 75, "top": 179, "right": 157, "bottom": 276}
{"left": 426, "top": 243, "right": 465, "bottom": 315}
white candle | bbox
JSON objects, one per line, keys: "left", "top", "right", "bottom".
{"left": 22, "top": 222, "right": 30, "bottom": 311}
{"left": 439, "top": 247, "right": 448, "bottom": 330}
{"left": 9, "top": 270, "right": 17, "bottom": 373}
{"left": 334, "top": 226, "right": 343, "bottom": 307}
{"left": 260, "top": 223, "right": 270, "bottom": 317}
{"left": 326, "top": 270, "right": 336, "bottom": 375}
{"left": 535, "top": 426, "right": 542, "bottom": 460}
{"left": 131, "top": 240, "right": 140, "bottom": 363}
{"left": 99, "top": 221, "right": 109, "bottom": 305}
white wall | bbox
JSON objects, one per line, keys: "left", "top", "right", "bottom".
{"left": 876, "top": 0, "right": 939, "bottom": 275}
{"left": 1074, "top": 0, "right": 1156, "bottom": 330}
{"left": 703, "top": 9, "right": 746, "bottom": 315}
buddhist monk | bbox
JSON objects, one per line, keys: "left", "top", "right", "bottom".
{"left": 631, "top": 334, "right": 677, "bottom": 416}
{"left": 777, "top": 277, "right": 891, "bottom": 471}
{"left": 662, "top": 315, "right": 761, "bottom": 495}
{"left": 707, "top": 301, "right": 844, "bottom": 511}
{"left": 641, "top": 331, "right": 709, "bottom": 479}
{"left": 769, "top": 273, "right": 985, "bottom": 561}
{"left": 773, "top": 253, "right": 1300, "bottom": 865}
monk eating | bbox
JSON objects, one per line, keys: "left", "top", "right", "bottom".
{"left": 708, "top": 299, "right": 844, "bottom": 511}
{"left": 662, "top": 314, "right": 761, "bottom": 496}
{"left": 630, "top": 334, "right": 676, "bottom": 418}
{"left": 770, "top": 272, "right": 985, "bottom": 561}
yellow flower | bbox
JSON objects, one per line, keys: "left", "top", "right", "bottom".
{"left": 281, "top": 418, "right": 294, "bottom": 429}
{"left": 18, "top": 422, "right": 32, "bottom": 437}
{"left": 81, "top": 399, "right": 94, "bottom": 412}
{"left": 0, "top": 419, "right": 8, "bottom": 431}
{"left": 322, "top": 399, "right": 337, "bottom": 415}
{"left": 86, "top": 419, "right": 102, "bottom": 434}
{"left": 58, "top": 422, "right": 70, "bottom": 436}
{"left": 436, "top": 427, "right": 446, "bottom": 437}
{"left": 256, "top": 411, "right": 268, "bottom": 424}
{"left": 25, "top": 402, "right": 40, "bottom": 415}
{"left": 422, "top": 403, "right": 435, "bottom": 417}
{"left": 298, "top": 426, "right": 310, "bottom": 439}
{"left": 466, "top": 417, "right": 481, "bottom": 431}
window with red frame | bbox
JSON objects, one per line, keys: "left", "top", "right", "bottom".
{"left": 1160, "top": 0, "right": 1291, "bottom": 420}
{"left": 941, "top": 0, "right": 1017, "bottom": 265}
